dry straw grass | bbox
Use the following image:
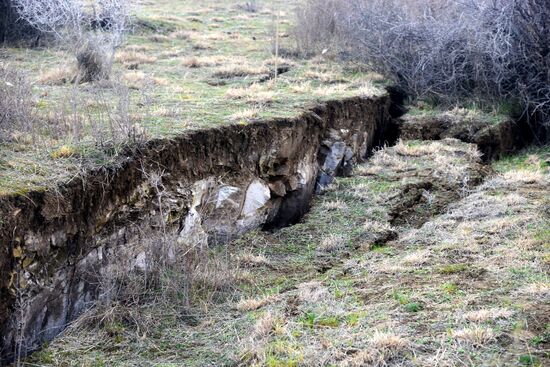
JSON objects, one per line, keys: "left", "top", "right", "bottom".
{"left": 225, "top": 84, "right": 276, "bottom": 104}
{"left": 212, "top": 64, "right": 269, "bottom": 79}
{"left": 463, "top": 308, "right": 513, "bottom": 322}
{"left": 230, "top": 108, "right": 261, "bottom": 122}
{"left": 319, "top": 233, "right": 347, "bottom": 253}
{"left": 451, "top": 326, "right": 496, "bottom": 346}
{"left": 38, "top": 66, "right": 76, "bottom": 85}
{"left": 238, "top": 252, "right": 271, "bottom": 268}
{"left": 235, "top": 295, "right": 275, "bottom": 312}
{"left": 181, "top": 55, "right": 228, "bottom": 68}
{"left": 148, "top": 34, "right": 171, "bottom": 43}
{"left": 115, "top": 51, "right": 157, "bottom": 66}
{"left": 252, "top": 311, "right": 278, "bottom": 339}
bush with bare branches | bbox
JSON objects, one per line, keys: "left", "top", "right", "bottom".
{"left": 13, "top": 0, "right": 131, "bottom": 82}
{"left": 295, "top": 0, "right": 550, "bottom": 127}
{"left": 0, "top": 65, "right": 37, "bottom": 142}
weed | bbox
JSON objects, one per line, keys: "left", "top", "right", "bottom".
{"left": 519, "top": 355, "right": 538, "bottom": 366}
{"left": 438, "top": 264, "right": 468, "bottom": 275}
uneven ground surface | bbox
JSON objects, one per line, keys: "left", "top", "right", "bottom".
{"left": 23, "top": 140, "right": 550, "bottom": 367}
{"left": 0, "top": 0, "right": 385, "bottom": 195}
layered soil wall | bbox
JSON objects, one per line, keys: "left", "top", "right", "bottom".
{"left": 0, "top": 95, "right": 401, "bottom": 363}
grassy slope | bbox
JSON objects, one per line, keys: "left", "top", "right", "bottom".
{"left": 25, "top": 142, "right": 550, "bottom": 366}
{"left": 0, "top": 0, "right": 384, "bottom": 195}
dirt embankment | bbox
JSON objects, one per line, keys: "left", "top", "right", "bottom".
{"left": 0, "top": 94, "right": 401, "bottom": 363}
{"left": 400, "top": 110, "right": 542, "bottom": 161}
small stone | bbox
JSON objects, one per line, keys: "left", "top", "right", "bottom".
{"left": 13, "top": 246, "right": 23, "bottom": 258}
{"left": 287, "top": 176, "right": 299, "bottom": 191}
{"left": 268, "top": 181, "right": 287, "bottom": 197}
{"left": 134, "top": 251, "right": 148, "bottom": 272}
{"left": 22, "top": 257, "right": 33, "bottom": 269}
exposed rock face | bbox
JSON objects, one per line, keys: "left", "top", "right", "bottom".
{"left": 0, "top": 95, "right": 400, "bottom": 364}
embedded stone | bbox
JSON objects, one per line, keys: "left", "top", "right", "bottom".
{"left": 242, "top": 179, "right": 271, "bottom": 217}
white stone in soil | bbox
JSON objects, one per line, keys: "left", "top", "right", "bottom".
{"left": 241, "top": 179, "right": 271, "bottom": 217}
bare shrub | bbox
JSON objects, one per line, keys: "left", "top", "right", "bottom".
{"left": 13, "top": 0, "right": 131, "bottom": 82}
{"left": 294, "top": 0, "right": 550, "bottom": 126}
{"left": 237, "top": 1, "right": 261, "bottom": 13}
{"left": 294, "top": 0, "right": 341, "bottom": 56}
{"left": 0, "top": 65, "right": 37, "bottom": 142}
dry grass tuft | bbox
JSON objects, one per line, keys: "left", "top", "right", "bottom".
{"left": 115, "top": 51, "right": 157, "bottom": 66}
{"left": 235, "top": 295, "right": 275, "bottom": 312}
{"left": 253, "top": 311, "right": 277, "bottom": 339}
{"left": 340, "top": 332, "right": 409, "bottom": 367}
{"left": 149, "top": 34, "right": 171, "bottom": 43}
{"left": 229, "top": 108, "right": 260, "bottom": 122}
{"left": 339, "top": 350, "right": 376, "bottom": 367}
{"left": 225, "top": 84, "right": 276, "bottom": 104}
{"left": 322, "top": 199, "right": 348, "bottom": 211}
{"left": 370, "top": 331, "right": 409, "bottom": 350}
{"left": 401, "top": 250, "right": 431, "bottom": 266}
{"left": 123, "top": 71, "right": 165, "bottom": 89}
{"left": 297, "top": 281, "right": 330, "bottom": 304}
{"left": 169, "top": 30, "right": 191, "bottom": 40}
{"left": 518, "top": 282, "right": 550, "bottom": 299}
{"left": 181, "top": 55, "right": 228, "bottom": 68}
{"left": 451, "top": 326, "right": 496, "bottom": 346}
{"left": 355, "top": 81, "right": 378, "bottom": 96}
{"left": 304, "top": 69, "right": 342, "bottom": 83}
{"left": 502, "top": 170, "right": 545, "bottom": 185}
{"left": 38, "top": 66, "right": 75, "bottom": 85}
{"left": 319, "top": 233, "right": 347, "bottom": 253}
{"left": 212, "top": 64, "right": 269, "bottom": 79}
{"left": 262, "top": 56, "right": 296, "bottom": 69}
{"left": 290, "top": 82, "right": 313, "bottom": 94}
{"left": 123, "top": 44, "right": 152, "bottom": 53}
{"left": 313, "top": 83, "right": 348, "bottom": 97}
{"left": 463, "top": 308, "right": 513, "bottom": 323}
{"left": 238, "top": 252, "right": 271, "bottom": 268}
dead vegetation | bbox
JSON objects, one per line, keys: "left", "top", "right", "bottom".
{"left": 0, "top": 65, "right": 37, "bottom": 142}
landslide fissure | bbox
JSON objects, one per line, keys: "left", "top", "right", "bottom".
{"left": 0, "top": 94, "right": 400, "bottom": 363}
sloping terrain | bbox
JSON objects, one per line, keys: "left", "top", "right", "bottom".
{"left": 23, "top": 141, "right": 549, "bottom": 366}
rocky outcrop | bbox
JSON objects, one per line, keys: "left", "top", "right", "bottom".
{"left": 0, "top": 94, "right": 401, "bottom": 364}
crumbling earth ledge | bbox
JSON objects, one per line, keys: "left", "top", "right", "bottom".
{"left": 0, "top": 94, "right": 401, "bottom": 363}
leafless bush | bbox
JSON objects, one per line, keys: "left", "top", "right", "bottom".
{"left": 238, "top": 1, "right": 261, "bottom": 13}
{"left": 294, "top": 0, "right": 341, "bottom": 56}
{"left": 0, "top": 65, "right": 37, "bottom": 142}
{"left": 295, "top": 0, "right": 550, "bottom": 126}
{"left": 13, "top": 0, "right": 131, "bottom": 82}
